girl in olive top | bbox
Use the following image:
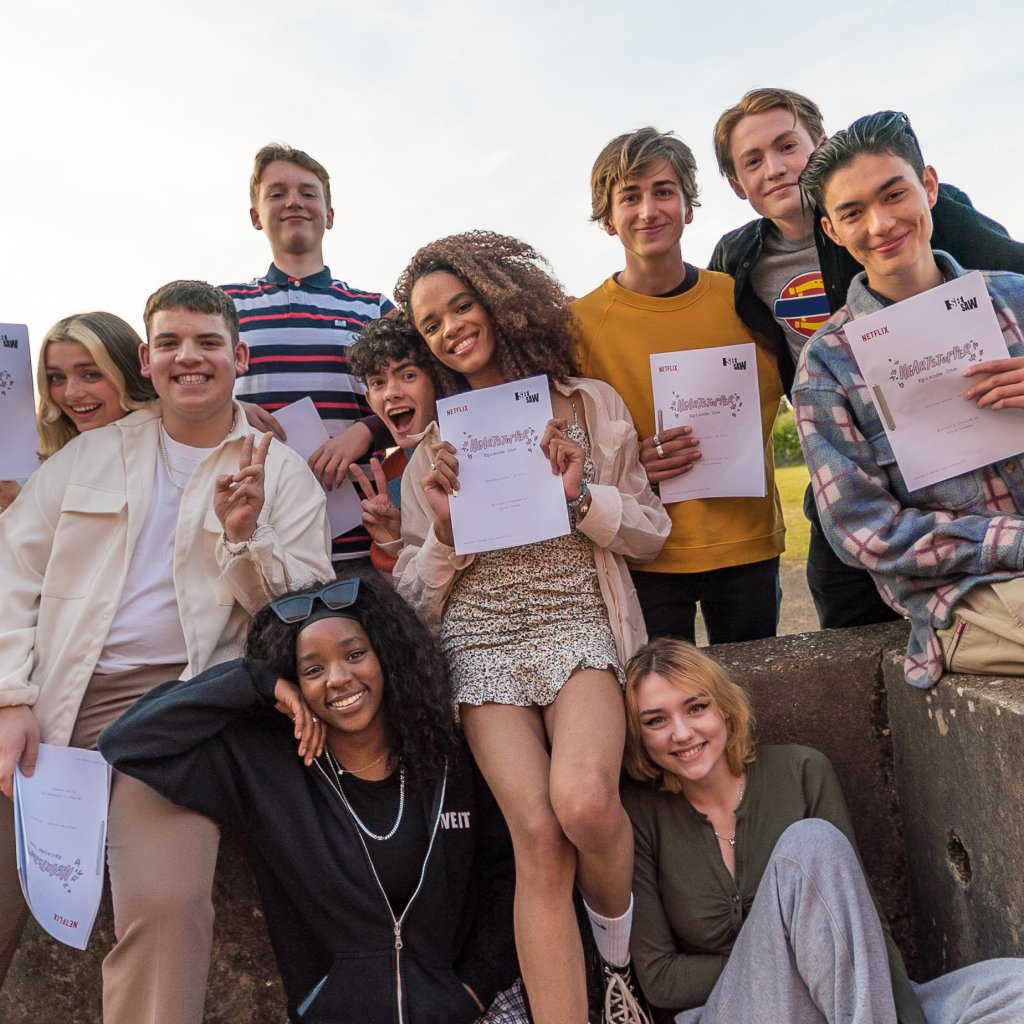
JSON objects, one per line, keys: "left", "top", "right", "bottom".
{"left": 621, "top": 638, "right": 1024, "bottom": 1024}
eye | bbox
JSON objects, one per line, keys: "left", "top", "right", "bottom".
{"left": 887, "top": 189, "right": 908, "bottom": 202}
{"left": 744, "top": 158, "right": 761, "bottom": 171}
{"left": 367, "top": 377, "right": 384, "bottom": 390}
{"left": 688, "top": 702, "right": 710, "bottom": 715}
{"left": 82, "top": 371, "right": 104, "bottom": 382}
{"left": 347, "top": 648, "right": 368, "bottom": 662}
{"left": 421, "top": 322, "right": 439, "bottom": 337}
{"left": 839, "top": 209, "right": 860, "bottom": 223}
{"left": 641, "top": 714, "right": 667, "bottom": 728}
{"left": 455, "top": 300, "right": 473, "bottom": 314}
{"left": 46, "top": 372, "right": 65, "bottom": 385}
{"left": 301, "top": 663, "right": 324, "bottom": 678}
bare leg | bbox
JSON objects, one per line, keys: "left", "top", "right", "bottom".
{"left": 462, "top": 703, "right": 586, "bottom": 1024}
{"left": 544, "top": 668, "right": 632, "bottom": 918}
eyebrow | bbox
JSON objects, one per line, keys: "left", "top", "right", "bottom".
{"left": 831, "top": 174, "right": 907, "bottom": 214}
{"left": 151, "top": 332, "right": 227, "bottom": 343}
{"left": 638, "top": 691, "right": 708, "bottom": 716}
{"left": 617, "top": 178, "right": 679, "bottom": 194}
{"left": 46, "top": 360, "right": 100, "bottom": 371}
{"left": 416, "top": 291, "right": 474, "bottom": 329}
{"left": 296, "top": 634, "right": 362, "bottom": 664}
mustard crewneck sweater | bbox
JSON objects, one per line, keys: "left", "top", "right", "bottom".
{"left": 574, "top": 270, "right": 784, "bottom": 574}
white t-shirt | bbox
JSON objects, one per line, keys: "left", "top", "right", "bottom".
{"left": 95, "top": 430, "right": 217, "bottom": 673}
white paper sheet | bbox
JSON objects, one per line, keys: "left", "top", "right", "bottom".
{"left": 14, "top": 744, "right": 111, "bottom": 950}
{"left": 272, "top": 397, "right": 365, "bottom": 536}
{"left": 0, "top": 323, "right": 40, "bottom": 479}
{"left": 650, "top": 343, "right": 765, "bottom": 503}
{"left": 848, "top": 272, "right": 1024, "bottom": 492}
{"left": 437, "top": 375, "right": 570, "bottom": 555}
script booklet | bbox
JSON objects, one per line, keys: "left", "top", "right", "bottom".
{"left": 272, "top": 397, "right": 365, "bottom": 536}
{"left": 14, "top": 744, "right": 111, "bottom": 950}
{"left": 650, "top": 342, "right": 765, "bottom": 503}
{"left": 848, "top": 271, "right": 1024, "bottom": 492}
{"left": 437, "top": 374, "right": 569, "bottom": 555}
{"left": 0, "top": 323, "right": 40, "bottom": 480}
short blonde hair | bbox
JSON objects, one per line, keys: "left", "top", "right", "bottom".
{"left": 624, "top": 639, "right": 756, "bottom": 793}
{"left": 713, "top": 88, "right": 825, "bottom": 180}
{"left": 37, "top": 312, "right": 155, "bottom": 459}
{"left": 589, "top": 127, "right": 700, "bottom": 227}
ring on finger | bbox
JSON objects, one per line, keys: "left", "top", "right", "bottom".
{"left": 652, "top": 433, "right": 661, "bottom": 447}
{"left": 655, "top": 440, "right": 666, "bottom": 459}
{"left": 430, "top": 461, "right": 436, "bottom": 470}
{"left": 311, "top": 715, "right": 318, "bottom": 724}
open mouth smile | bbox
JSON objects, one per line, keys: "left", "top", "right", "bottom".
{"left": 672, "top": 741, "right": 708, "bottom": 762}
{"left": 327, "top": 690, "right": 366, "bottom": 712}
{"left": 386, "top": 405, "right": 416, "bottom": 433}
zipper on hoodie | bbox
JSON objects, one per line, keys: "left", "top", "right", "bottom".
{"left": 348, "top": 763, "right": 448, "bottom": 1024}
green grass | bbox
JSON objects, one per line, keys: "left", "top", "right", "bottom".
{"left": 776, "top": 463, "right": 811, "bottom": 563}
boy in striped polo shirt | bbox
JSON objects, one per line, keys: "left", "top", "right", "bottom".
{"left": 222, "top": 144, "right": 393, "bottom": 564}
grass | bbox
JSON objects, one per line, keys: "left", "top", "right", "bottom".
{"left": 776, "top": 463, "right": 811, "bottom": 563}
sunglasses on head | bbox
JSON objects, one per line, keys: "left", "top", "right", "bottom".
{"left": 269, "top": 578, "right": 361, "bottom": 624}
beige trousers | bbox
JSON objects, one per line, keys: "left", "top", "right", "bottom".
{"left": 0, "top": 663, "right": 220, "bottom": 1024}
{"left": 936, "top": 577, "right": 1024, "bottom": 676}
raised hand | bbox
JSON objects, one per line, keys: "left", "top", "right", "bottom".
{"left": 215, "top": 432, "right": 272, "bottom": 543}
{"left": 350, "top": 458, "right": 402, "bottom": 545}
{"left": 540, "top": 418, "right": 586, "bottom": 501}
{"left": 422, "top": 441, "right": 459, "bottom": 547}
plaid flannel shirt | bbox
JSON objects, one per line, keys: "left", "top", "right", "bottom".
{"left": 792, "top": 253, "right": 1024, "bottom": 687}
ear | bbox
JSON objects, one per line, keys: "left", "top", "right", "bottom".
{"left": 603, "top": 217, "right": 618, "bottom": 238}
{"left": 684, "top": 204, "right": 694, "bottom": 226}
{"left": 326, "top": 206, "right": 335, "bottom": 231}
{"left": 250, "top": 207, "right": 263, "bottom": 231}
{"left": 234, "top": 341, "right": 250, "bottom": 375}
{"left": 922, "top": 165, "right": 939, "bottom": 210}
{"left": 139, "top": 342, "right": 152, "bottom": 379}
{"left": 821, "top": 214, "right": 843, "bottom": 248}
{"left": 728, "top": 177, "right": 747, "bottom": 201}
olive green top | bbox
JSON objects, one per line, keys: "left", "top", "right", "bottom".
{"left": 623, "top": 744, "right": 925, "bottom": 1023}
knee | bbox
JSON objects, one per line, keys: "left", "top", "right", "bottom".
{"left": 510, "top": 811, "right": 575, "bottom": 889}
{"left": 774, "top": 819, "right": 857, "bottom": 868}
{"left": 550, "top": 775, "right": 623, "bottom": 851}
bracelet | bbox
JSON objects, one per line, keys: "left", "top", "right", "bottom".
{"left": 566, "top": 480, "right": 590, "bottom": 512}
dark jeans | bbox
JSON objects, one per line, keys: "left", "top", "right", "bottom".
{"left": 631, "top": 557, "right": 780, "bottom": 646}
{"left": 803, "top": 484, "right": 900, "bottom": 630}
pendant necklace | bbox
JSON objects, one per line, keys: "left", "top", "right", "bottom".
{"left": 320, "top": 748, "right": 404, "bottom": 842}
{"left": 712, "top": 774, "right": 747, "bottom": 848}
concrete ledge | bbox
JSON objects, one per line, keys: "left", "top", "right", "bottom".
{"left": 886, "top": 661, "right": 1024, "bottom": 978}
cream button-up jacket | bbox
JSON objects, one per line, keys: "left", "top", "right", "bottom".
{"left": 0, "top": 402, "right": 333, "bottom": 744}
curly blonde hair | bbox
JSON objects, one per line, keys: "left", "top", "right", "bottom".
{"left": 393, "top": 230, "right": 579, "bottom": 396}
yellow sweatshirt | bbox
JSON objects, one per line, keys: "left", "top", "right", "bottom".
{"left": 574, "top": 270, "right": 784, "bottom": 574}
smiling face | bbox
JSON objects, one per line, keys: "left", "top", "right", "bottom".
{"left": 295, "top": 616, "right": 386, "bottom": 739}
{"left": 604, "top": 159, "right": 691, "bottom": 265}
{"left": 141, "top": 307, "right": 248, "bottom": 444}
{"left": 821, "top": 151, "right": 940, "bottom": 302}
{"left": 45, "top": 339, "right": 125, "bottom": 432}
{"left": 365, "top": 356, "right": 437, "bottom": 448}
{"left": 635, "top": 672, "right": 732, "bottom": 791}
{"left": 250, "top": 159, "right": 334, "bottom": 260}
{"left": 728, "top": 107, "right": 821, "bottom": 238}
{"left": 410, "top": 270, "right": 503, "bottom": 390}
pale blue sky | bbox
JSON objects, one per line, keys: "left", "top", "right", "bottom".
{"left": 5, "top": 0, "right": 1023, "bottom": 360}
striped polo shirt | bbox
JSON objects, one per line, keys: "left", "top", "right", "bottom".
{"left": 222, "top": 264, "right": 394, "bottom": 561}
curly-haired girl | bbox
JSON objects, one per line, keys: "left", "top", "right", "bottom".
{"left": 392, "top": 230, "right": 671, "bottom": 1024}
{"left": 100, "top": 572, "right": 524, "bottom": 1023}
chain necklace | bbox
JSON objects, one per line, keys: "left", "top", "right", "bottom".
{"left": 158, "top": 424, "right": 187, "bottom": 494}
{"left": 321, "top": 749, "right": 404, "bottom": 842}
{"left": 712, "top": 774, "right": 747, "bottom": 848}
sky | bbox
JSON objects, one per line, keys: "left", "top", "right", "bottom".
{"left": 5, "top": 0, "right": 1023, "bottom": 374}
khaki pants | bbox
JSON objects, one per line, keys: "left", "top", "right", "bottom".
{"left": 0, "top": 663, "right": 219, "bottom": 1024}
{"left": 936, "top": 578, "right": 1024, "bottom": 676}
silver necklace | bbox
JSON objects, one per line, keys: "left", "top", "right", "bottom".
{"left": 321, "top": 749, "right": 404, "bottom": 842}
{"left": 158, "top": 424, "right": 187, "bottom": 494}
{"left": 712, "top": 774, "right": 747, "bottom": 848}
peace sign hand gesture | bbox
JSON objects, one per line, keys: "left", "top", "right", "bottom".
{"left": 215, "top": 432, "right": 272, "bottom": 543}
{"left": 350, "top": 458, "right": 402, "bottom": 545}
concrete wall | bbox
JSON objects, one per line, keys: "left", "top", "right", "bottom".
{"left": 3, "top": 620, "right": 1020, "bottom": 1018}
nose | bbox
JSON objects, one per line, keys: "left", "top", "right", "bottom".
{"left": 764, "top": 150, "right": 786, "bottom": 178}
{"left": 638, "top": 194, "right": 656, "bottom": 220}
{"left": 285, "top": 188, "right": 303, "bottom": 208}
{"left": 175, "top": 339, "right": 203, "bottom": 362}
{"left": 326, "top": 659, "right": 353, "bottom": 687}
{"left": 866, "top": 204, "right": 895, "bottom": 235}
{"left": 64, "top": 376, "right": 86, "bottom": 399}
{"left": 669, "top": 715, "right": 694, "bottom": 744}
{"left": 383, "top": 376, "right": 404, "bottom": 400}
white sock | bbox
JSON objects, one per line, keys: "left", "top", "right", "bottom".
{"left": 584, "top": 894, "right": 633, "bottom": 968}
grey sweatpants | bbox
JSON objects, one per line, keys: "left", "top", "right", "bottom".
{"left": 675, "top": 819, "right": 1024, "bottom": 1024}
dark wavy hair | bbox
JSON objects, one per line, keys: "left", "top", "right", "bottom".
{"left": 393, "top": 230, "right": 579, "bottom": 396}
{"left": 244, "top": 572, "right": 458, "bottom": 787}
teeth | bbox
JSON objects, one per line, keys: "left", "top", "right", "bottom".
{"left": 176, "top": 374, "right": 208, "bottom": 384}
{"left": 675, "top": 742, "right": 706, "bottom": 761}
{"left": 450, "top": 337, "right": 474, "bottom": 355}
{"left": 70, "top": 404, "right": 101, "bottom": 413}
{"left": 329, "top": 691, "right": 363, "bottom": 710}
{"left": 388, "top": 407, "right": 413, "bottom": 417}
